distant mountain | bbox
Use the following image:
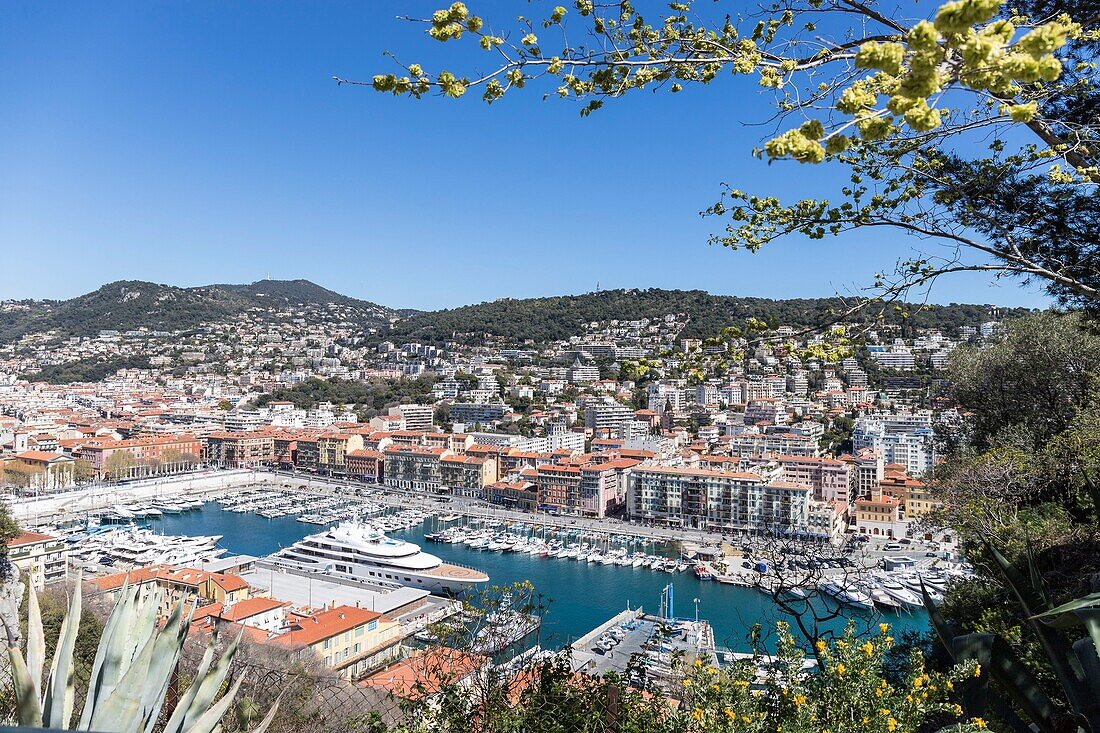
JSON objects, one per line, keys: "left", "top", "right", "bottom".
{"left": 0, "top": 279, "right": 397, "bottom": 342}
{"left": 0, "top": 281, "right": 1035, "bottom": 348}
{"left": 386, "top": 289, "right": 1035, "bottom": 345}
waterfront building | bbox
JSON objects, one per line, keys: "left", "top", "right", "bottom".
{"left": 383, "top": 445, "right": 447, "bottom": 491}
{"left": 205, "top": 431, "right": 275, "bottom": 468}
{"left": 484, "top": 479, "right": 538, "bottom": 511}
{"left": 6, "top": 530, "right": 67, "bottom": 590}
{"left": 439, "top": 453, "right": 497, "bottom": 497}
{"left": 76, "top": 434, "right": 203, "bottom": 478}
{"left": 317, "top": 431, "right": 365, "bottom": 474}
{"left": 3, "top": 451, "right": 76, "bottom": 489}
{"left": 628, "top": 465, "right": 812, "bottom": 532}
{"left": 346, "top": 449, "right": 385, "bottom": 483}
{"left": 275, "top": 604, "right": 401, "bottom": 679}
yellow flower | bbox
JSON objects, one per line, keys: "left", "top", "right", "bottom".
{"left": 973, "top": 664, "right": 982, "bottom": 678}
{"left": 682, "top": 679, "right": 692, "bottom": 687}
{"left": 815, "top": 639, "right": 827, "bottom": 653}
{"left": 879, "top": 622, "right": 890, "bottom": 634}
{"left": 879, "top": 709, "right": 891, "bottom": 717}
{"left": 973, "top": 718, "right": 987, "bottom": 729}
{"left": 836, "top": 663, "right": 847, "bottom": 675}
{"left": 692, "top": 707, "right": 705, "bottom": 722}
{"left": 887, "top": 717, "right": 898, "bottom": 731}
{"left": 711, "top": 684, "right": 720, "bottom": 691}
{"left": 724, "top": 708, "right": 735, "bottom": 720}
{"left": 694, "top": 658, "right": 703, "bottom": 667}
{"left": 913, "top": 677, "right": 924, "bottom": 689}
{"left": 862, "top": 718, "right": 870, "bottom": 725}
{"left": 862, "top": 641, "right": 875, "bottom": 657}
{"left": 794, "top": 694, "right": 808, "bottom": 707}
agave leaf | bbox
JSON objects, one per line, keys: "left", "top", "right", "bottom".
{"left": 81, "top": 581, "right": 138, "bottom": 728}
{"left": 986, "top": 542, "right": 1090, "bottom": 712}
{"left": 138, "top": 601, "right": 191, "bottom": 733}
{"left": 920, "top": 580, "right": 955, "bottom": 659}
{"left": 180, "top": 676, "right": 243, "bottom": 733}
{"left": 88, "top": 612, "right": 162, "bottom": 733}
{"left": 1025, "top": 538, "right": 1050, "bottom": 610}
{"left": 25, "top": 574, "right": 45, "bottom": 700}
{"left": 1032, "top": 592, "right": 1100, "bottom": 623}
{"left": 1071, "top": 637, "right": 1100, "bottom": 719}
{"left": 4, "top": 619, "right": 44, "bottom": 727}
{"left": 179, "top": 628, "right": 243, "bottom": 733}
{"left": 248, "top": 693, "right": 283, "bottom": 733}
{"left": 162, "top": 637, "right": 217, "bottom": 733}
{"left": 987, "top": 543, "right": 1050, "bottom": 614}
{"left": 954, "top": 632, "right": 1058, "bottom": 733}
{"left": 43, "top": 571, "right": 82, "bottom": 730}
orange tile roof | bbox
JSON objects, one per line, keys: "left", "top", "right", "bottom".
{"left": 7, "top": 530, "right": 56, "bottom": 547}
{"left": 276, "top": 605, "right": 382, "bottom": 647}
{"left": 360, "top": 647, "right": 487, "bottom": 700}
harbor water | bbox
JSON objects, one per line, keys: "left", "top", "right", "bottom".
{"left": 145, "top": 502, "right": 931, "bottom": 651}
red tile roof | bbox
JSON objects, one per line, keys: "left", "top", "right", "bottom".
{"left": 276, "top": 605, "right": 382, "bottom": 647}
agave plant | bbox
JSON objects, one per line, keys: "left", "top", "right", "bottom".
{"left": 2, "top": 572, "right": 280, "bottom": 733}
{"left": 922, "top": 544, "right": 1100, "bottom": 733}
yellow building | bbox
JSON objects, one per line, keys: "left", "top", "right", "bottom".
{"left": 275, "top": 604, "right": 401, "bottom": 679}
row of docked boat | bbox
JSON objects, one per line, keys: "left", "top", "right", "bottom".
{"left": 100, "top": 497, "right": 204, "bottom": 523}
{"left": 65, "top": 524, "right": 224, "bottom": 571}
{"left": 750, "top": 567, "right": 961, "bottom": 611}
{"left": 425, "top": 526, "right": 689, "bottom": 572}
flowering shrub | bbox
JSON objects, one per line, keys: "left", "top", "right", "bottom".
{"left": 674, "top": 622, "right": 986, "bottom": 733}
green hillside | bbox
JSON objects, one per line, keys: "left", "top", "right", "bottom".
{"left": 0, "top": 279, "right": 396, "bottom": 342}
{"left": 385, "top": 289, "right": 1033, "bottom": 345}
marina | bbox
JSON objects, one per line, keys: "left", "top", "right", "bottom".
{"left": 132, "top": 498, "right": 934, "bottom": 650}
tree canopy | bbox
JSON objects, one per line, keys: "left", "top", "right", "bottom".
{"left": 349, "top": 0, "right": 1099, "bottom": 314}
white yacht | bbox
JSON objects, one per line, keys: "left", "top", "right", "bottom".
{"left": 270, "top": 521, "right": 489, "bottom": 595}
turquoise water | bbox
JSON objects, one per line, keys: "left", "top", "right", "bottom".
{"left": 145, "top": 502, "right": 929, "bottom": 650}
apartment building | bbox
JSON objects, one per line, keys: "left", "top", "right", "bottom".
{"left": 439, "top": 453, "right": 498, "bottom": 497}
{"left": 346, "top": 449, "right": 385, "bottom": 483}
{"left": 383, "top": 445, "right": 447, "bottom": 491}
{"left": 91, "top": 564, "right": 251, "bottom": 616}
{"left": 6, "top": 530, "right": 67, "bottom": 590}
{"left": 317, "top": 431, "right": 365, "bottom": 473}
{"left": 744, "top": 398, "right": 788, "bottom": 426}
{"left": 275, "top": 604, "right": 401, "bottom": 680}
{"left": 78, "top": 434, "right": 203, "bottom": 478}
{"left": 205, "top": 432, "right": 275, "bottom": 468}
{"left": 629, "top": 465, "right": 812, "bottom": 532}
{"left": 484, "top": 479, "right": 538, "bottom": 511}
{"left": 719, "top": 431, "right": 820, "bottom": 458}
{"left": 737, "top": 454, "right": 852, "bottom": 504}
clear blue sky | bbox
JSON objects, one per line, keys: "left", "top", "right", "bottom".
{"left": 0, "top": 1, "right": 1049, "bottom": 310}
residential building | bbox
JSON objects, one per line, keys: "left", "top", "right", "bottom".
{"left": 6, "top": 530, "right": 67, "bottom": 590}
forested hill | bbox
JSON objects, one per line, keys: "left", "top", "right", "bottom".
{"left": 0, "top": 279, "right": 397, "bottom": 342}
{"left": 385, "top": 289, "right": 1034, "bottom": 345}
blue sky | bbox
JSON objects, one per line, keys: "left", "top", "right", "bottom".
{"left": 0, "top": 1, "right": 1050, "bottom": 310}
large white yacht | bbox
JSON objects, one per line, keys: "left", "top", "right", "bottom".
{"left": 270, "top": 521, "right": 489, "bottom": 595}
